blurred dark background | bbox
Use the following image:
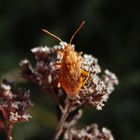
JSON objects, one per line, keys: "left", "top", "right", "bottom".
{"left": 0, "top": 0, "right": 140, "bottom": 140}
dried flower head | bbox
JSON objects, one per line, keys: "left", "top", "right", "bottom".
{"left": 20, "top": 41, "right": 118, "bottom": 110}
{"left": 0, "top": 79, "right": 32, "bottom": 139}
{"left": 64, "top": 123, "right": 114, "bottom": 140}
{"left": 20, "top": 21, "right": 118, "bottom": 111}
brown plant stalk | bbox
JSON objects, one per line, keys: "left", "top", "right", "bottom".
{"left": 6, "top": 123, "right": 14, "bottom": 140}
{"left": 53, "top": 99, "right": 72, "bottom": 140}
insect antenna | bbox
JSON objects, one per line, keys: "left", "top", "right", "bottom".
{"left": 42, "top": 29, "right": 63, "bottom": 42}
{"left": 69, "top": 21, "right": 85, "bottom": 45}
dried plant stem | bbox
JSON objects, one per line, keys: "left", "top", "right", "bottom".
{"left": 53, "top": 99, "right": 72, "bottom": 140}
{"left": 6, "top": 123, "right": 13, "bottom": 140}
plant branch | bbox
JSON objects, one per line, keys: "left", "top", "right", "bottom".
{"left": 53, "top": 99, "right": 72, "bottom": 140}
{"left": 6, "top": 123, "right": 13, "bottom": 140}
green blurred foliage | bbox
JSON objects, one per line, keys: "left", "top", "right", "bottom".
{"left": 0, "top": 0, "right": 140, "bottom": 139}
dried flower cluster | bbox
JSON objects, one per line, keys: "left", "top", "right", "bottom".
{"left": 0, "top": 79, "right": 32, "bottom": 140}
{"left": 20, "top": 45, "right": 60, "bottom": 92}
{"left": 20, "top": 42, "right": 118, "bottom": 110}
{"left": 64, "top": 123, "right": 114, "bottom": 140}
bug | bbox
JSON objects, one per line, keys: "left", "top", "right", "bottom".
{"left": 42, "top": 21, "right": 89, "bottom": 99}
